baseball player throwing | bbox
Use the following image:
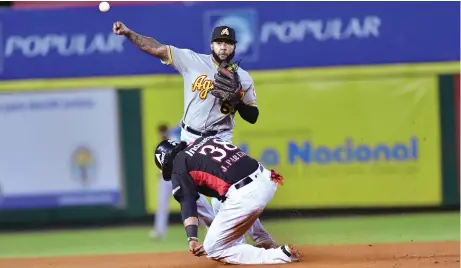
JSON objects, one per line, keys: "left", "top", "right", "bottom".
{"left": 153, "top": 137, "right": 301, "bottom": 264}
{"left": 113, "top": 21, "right": 275, "bottom": 247}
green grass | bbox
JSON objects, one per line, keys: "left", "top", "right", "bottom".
{"left": 265, "top": 212, "right": 460, "bottom": 245}
{"left": 0, "top": 212, "right": 458, "bottom": 258}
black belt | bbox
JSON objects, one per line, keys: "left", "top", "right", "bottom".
{"left": 220, "top": 177, "right": 252, "bottom": 203}
{"left": 181, "top": 121, "right": 224, "bottom": 137}
{"left": 220, "top": 164, "right": 263, "bottom": 203}
{"left": 234, "top": 164, "right": 263, "bottom": 190}
{"left": 234, "top": 176, "right": 253, "bottom": 190}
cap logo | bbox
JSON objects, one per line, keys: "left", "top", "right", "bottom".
{"left": 221, "top": 28, "right": 230, "bottom": 36}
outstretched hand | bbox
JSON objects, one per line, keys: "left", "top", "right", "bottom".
{"left": 113, "top": 21, "right": 130, "bottom": 36}
{"left": 189, "top": 240, "right": 206, "bottom": 257}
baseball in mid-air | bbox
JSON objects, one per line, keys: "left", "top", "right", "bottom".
{"left": 99, "top": 1, "right": 110, "bottom": 12}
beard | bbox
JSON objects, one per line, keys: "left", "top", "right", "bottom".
{"left": 212, "top": 49, "right": 235, "bottom": 64}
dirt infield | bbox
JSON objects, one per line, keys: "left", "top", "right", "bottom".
{"left": 1, "top": 241, "right": 459, "bottom": 268}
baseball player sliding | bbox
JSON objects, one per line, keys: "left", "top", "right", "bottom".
{"left": 154, "top": 137, "right": 301, "bottom": 264}
{"left": 113, "top": 22, "right": 276, "bottom": 247}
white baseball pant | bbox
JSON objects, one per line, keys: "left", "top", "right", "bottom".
{"left": 203, "top": 165, "right": 296, "bottom": 264}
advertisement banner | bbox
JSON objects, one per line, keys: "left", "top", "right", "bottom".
{"left": 231, "top": 76, "right": 442, "bottom": 208}
{"left": 0, "top": 89, "right": 123, "bottom": 210}
{"left": 0, "top": 1, "right": 458, "bottom": 80}
{"left": 142, "top": 68, "right": 442, "bottom": 211}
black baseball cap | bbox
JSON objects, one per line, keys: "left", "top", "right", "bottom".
{"left": 211, "top": 25, "right": 237, "bottom": 44}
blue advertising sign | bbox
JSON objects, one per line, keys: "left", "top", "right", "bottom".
{"left": 0, "top": 1, "right": 459, "bottom": 80}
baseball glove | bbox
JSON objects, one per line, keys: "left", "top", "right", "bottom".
{"left": 211, "top": 61, "right": 243, "bottom": 102}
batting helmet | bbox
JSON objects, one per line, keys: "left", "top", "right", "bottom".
{"left": 154, "top": 139, "right": 187, "bottom": 180}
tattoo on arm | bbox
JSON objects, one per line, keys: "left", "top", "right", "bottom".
{"left": 126, "top": 31, "right": 164, "bottom": 57}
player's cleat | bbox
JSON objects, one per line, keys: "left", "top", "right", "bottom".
{"left": 281, "top": 244, "right": 302, "bottom": 262}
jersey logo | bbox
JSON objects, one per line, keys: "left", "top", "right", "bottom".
{"left": 192, "top": 74, "right": 214, "bottom": 99}
{"left": 221, "top": 28, "right": 230, "bottom": 36}
{"left": 185, "top": 137, "right": 212, "bottom": 157}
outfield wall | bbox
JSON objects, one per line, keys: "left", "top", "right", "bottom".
{"left": 0, "top": 64, "right": 459, "bottom": 228}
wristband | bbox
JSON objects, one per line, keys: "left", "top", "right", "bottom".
{"left": 185, "top": 225, "right": 198, "bottom": 240}
{"left": 188, "top": 237, "right": 198, "bottom": 243}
